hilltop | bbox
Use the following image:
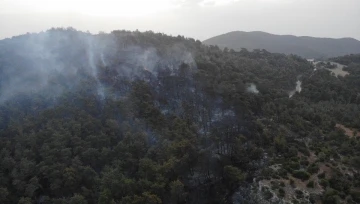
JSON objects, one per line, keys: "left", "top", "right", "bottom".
{"left": 203, "top": 31, "right": 360, "bottom": 59}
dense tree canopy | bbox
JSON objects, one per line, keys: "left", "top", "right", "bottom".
{"left": 0, "top": 28, "right": 360, "bottom": 203}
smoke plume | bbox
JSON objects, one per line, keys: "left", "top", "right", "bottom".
{"left": 289, "top": 80, "right": 302, "bottom": 98}
{"left": 0, "top": 28, "right": 196, "bottom": 103}
{"left": 246, "top": 83, "right": 259, "bottom": 94}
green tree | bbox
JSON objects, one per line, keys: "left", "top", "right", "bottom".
{"left": 170, "top": 180, "right": 187, "bottom": 204}
{"left": 18, "top": 197, "right": 32, "bottom": 204}
{"left": 70, "top": 194, "right": 88, "bottom": 204}
{"left": 223, "top": 165, "right": 245, "bottom": 189}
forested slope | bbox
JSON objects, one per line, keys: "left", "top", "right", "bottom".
{"left": 0, "top": 28, "right": 360, "bottom": 204}
{"left": 331, "top": 54, "right": 360, "bottom": 65}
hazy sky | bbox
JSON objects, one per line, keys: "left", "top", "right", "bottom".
{"left": 1, "top": 0, "right": 359, "bottom": 40}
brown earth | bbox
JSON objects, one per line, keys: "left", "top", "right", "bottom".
{"left": 336, "top": 124, "right": 360, "bottom": 137}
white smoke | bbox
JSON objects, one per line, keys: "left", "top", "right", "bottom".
{"left": 101, "top": 53, "right": 106, "bottom": 66}
{"left": 289, "top": 80, "right": 302, "bottom": 98}
{"left": 246, "top": 83, "right": 259, "bottom": 94}
{"left": 0, "top": 28, "right": 197, "bottom": 103}
{"left": 87, "top": 38, "right": 106, "bottom": 99}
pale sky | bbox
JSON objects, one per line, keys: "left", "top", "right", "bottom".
{"left": 0, "top": 0, "right": 359, "bottom": 40}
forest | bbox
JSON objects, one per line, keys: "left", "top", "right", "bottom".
{"left": 0, "top": 28, "right": 360, "bottom": 204}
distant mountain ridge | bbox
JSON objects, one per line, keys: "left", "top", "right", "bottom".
{"left": 203, "top": 31, "right": 360, "bottom": 59}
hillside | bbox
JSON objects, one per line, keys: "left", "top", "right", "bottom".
{"left": 1, "top": 28, "right": 360, "bottom": 204}
{"left": 203, "top": 31, "right": 360, "bottom": 59}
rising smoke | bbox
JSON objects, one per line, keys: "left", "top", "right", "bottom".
{"left": 289, "top": 80, "right": 302, "bottom": 98}
{"left": 246, "top": 83, "right": 259, "bottom": 94}
{"left": 0, "top": 28, "right": 196, "bottom": 103}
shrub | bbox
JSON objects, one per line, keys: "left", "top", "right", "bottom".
{"left": 270, "top": 181, "right": 279, "bottom": 190}
{"left": 309, "top": 193, "right": 321, "bottom": 204}
{"left": 329, "top": 176, "right": 350, "bottom": 193}
{"left": 319, "top": 179, "right": 329, "bottom": 188}
{"left": 295, "top": 189, "right": 304, "bottom": 199}
{"left": 278, "top": 168, "right": 288, "bottom": 178}
{"left": 342, "top": 156, "right": 349, "bottom": 164}
{"left": 289, "top": 162, "right": 300, "bottom": 170}
{"left": 292, "top": 199, "right": 300, "bottom": 204}
{"left": 288, "top": 146, "right": 298, "bottom": 157}
{"left": 330, "top": 160, "right": 337, "bottom": 166}
{"left": 300, "top": 159, "right": 309, "bottom": 166}
{"left": 323, "top": 188, "right": 341, "bottom": 204}
{"left": 298, "top": 146, "right": 310, "bottom": 156}
{"left": 272, "top": 175, "right": 280, "bottom": 179}
{"left": 307, "top": 164, "right": 319, "bottom": 174}
{"left": 318, "top": 152, "right": 326, "bottom": 162}
{"left": 339, "top": 191, "right": 346, "bottom": 199}
{"left": 307, "top": 180, "right": 315, "bottom": 188}
{"left": 350, "top": 190, "right": 360, "bottom": 202}
{"left": 261, "top": 168, "right": 274, "bottom": 180}
{"left": 290, "top": 179, "right": 295, "bottom": 187}
{"left": 317, "top": 172, "right": 325, "bottom": 179}
{"left": 223, "top": 165, "right": 244, "bottom": 184}
{"left": 290, "top": 157, "right": 300, "bottom": 162}
{"left": 262, "top": 187, "right": 273, "bottom": 200}
{"left": 323, "top": 195, "right": 341, "bottom": 204}
{"left": 292, "top": 170, "right": 310, "bottom": 181}
{"left": 283, "top": 164, "right": 293, "bottom": 172}
{"left": 346, "top": 197, "right": 356, "bottom": 204}
{"left": 278, "top": 188, "right": 285, "bottom": 198}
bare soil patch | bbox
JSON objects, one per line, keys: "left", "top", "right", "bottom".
{"left": 336, "top": 124, "right": 360, "bottom": 137}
